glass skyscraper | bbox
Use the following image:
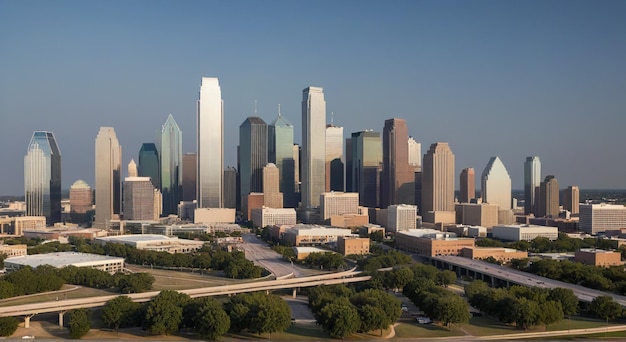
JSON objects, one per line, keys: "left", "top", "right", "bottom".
{"left": 524, "top": 156, "right": 541, "bottom": 215}
{"left": 197, "top": 77, "right": 223, "bottom": 208}
{"left": 351, "top": 130, "right": 382, "bottom": 208}
{"left": 24, "top": 131, "right": 61, "bottom": 225}
{"left": 325, "top": 124, "right": 344, "bottom": 192}
{"left": 94, "top": 127, "right": 122, "bottom": 228}
{"left": 382, "top": 118, "right": 414, "bottom": 207}
{"left": 239, "top": 116, "right": 267, "bottom": 218}
{"left": 160, "top": 114, "right": 182, "bottom": 215}
{"left": 269, "top": 110, "right": 295, "bottom": 207}
{"left": 138, "top": 143, "right": 160, "bottom": 190}
{"left": 301, "top": 86, "right": 326, "bottom": 211}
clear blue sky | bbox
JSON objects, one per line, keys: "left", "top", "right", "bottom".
{"left": 1, "top": 0, "right": 625, "bottom": 196}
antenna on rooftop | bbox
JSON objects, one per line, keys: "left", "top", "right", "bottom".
{"left": 278, "top": 104, "right": 281, "bottom": 117}
{"left": 254, "top": 100, "right": 258, "bottom": 115}
{"left": 331, "top": 111, "right": 334, "bottom": 125}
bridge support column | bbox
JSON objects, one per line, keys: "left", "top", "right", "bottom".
{"left": 292, "top": 288, "right": 297, "bottom": 298}
{"left": 59, "top": 311, "right": 66, "bottom": 327}
{"left": 266, "top": 290, "right": 270, "bottom": 295}
{"left": 24, "top": 315, "right": 35, "bottom": 329}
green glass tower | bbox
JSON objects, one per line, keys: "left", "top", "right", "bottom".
{"left": 160, "top": 114, "right": 182, "bottom": 216}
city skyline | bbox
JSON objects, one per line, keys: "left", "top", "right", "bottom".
{"left": 1, "top": 1, "right": 625, "bottom": 195}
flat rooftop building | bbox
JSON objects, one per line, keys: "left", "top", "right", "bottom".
{"left": 492, "top": 224, "right": 558, "bottom": 242}
{"left": 4, "top": 252, "right": 124, "bottom": 274}
{"left": 95, "top": 234, "right": 204, "bottom": 253}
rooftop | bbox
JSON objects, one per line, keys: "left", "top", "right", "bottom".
{"left": 5, "top": 252, "right": 123, "bottom": 268}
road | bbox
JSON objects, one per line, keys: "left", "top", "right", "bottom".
{"left": 434, "top": 255, "right": 626, "bottom": 306}
{"left": 239, "top": 234, "right": 320, "bottom": 278}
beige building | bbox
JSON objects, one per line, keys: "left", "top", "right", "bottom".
{"left": 359, "top": 224, "right": 386, "bottom": 237}
{"left": 396, "top": 229, "right": 475, "bottom": 257}
{"left": 251, "top": 207, "right": 296, "bottom": 228}
{"left": 247, "top": 193, "right": 265, "bottom": 220}
{"left": 282, "top": 225, "right": 355, "bottom": 246}
{"left": 94, "top": 127, "right": 122, "bottom": 228}
{"left": 330, "top": 214, "right": 369, "bottom": 228}
{"left": 0, "top": 244, "right": 27, "bottom": 257}
{"left": 446, "top": 225, "right": 487, "bottom": 238}
{"left": 459, "top": 168, "right": 475, "bottom": 203}
{"left": 194, "top": 208, "right": 236, "bottom": 224}
{"left": 461, "top": 247, "right": 527, "bottom": 263}
{"left": 421, "top": 142, "right": 455, "bottom": 224}
{"left": 263, "top": 163, "right": 283, "bottom": 209}
{"left": 492, "top": 224, "right": 559, "bottom": 241}
{"left": 14, "top": 216, "right": 46, "bottom": 235}
{"left": 562, "top": 186, "right": 580, "bottom": 215}
{"left": 69, "top": 180, "right": 93, "bottom": 214}
{"left": 320, "top": 192, "right": 359, "bottom": 221}
{"left": 579, "top": 203, "right": 626, "bottom": 235}
{"left": 387, "top": 204, "right": 417, "bottom": 232}
{"left": 574, "top": 249, "right": 621, "bottom": 267}
{"left": 123, "top": 177, "right": 155, "bottom": 220}
{"left": 455, "top": 203, "right": 499, "bottom": 228}
{"left": 538, "top": 175, "right": 559, "bottom": 218}
{"left": 337, "top": 236, "right": 370, "bottom": 256}
{"left": 95, "top": 234, "right": 204, "bottom": 254}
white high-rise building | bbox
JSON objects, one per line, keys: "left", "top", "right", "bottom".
{"left": 320, "top": 192, "right": 359, "bottom": 220}
{"left": 408, "top": 137, "right": 421, "bottom": 170}
{"left": 481, "top": 157, "right": 512, "bottom": 210}
{"left": 94, "top": 127, "right": 122, "bottom": 228}
{"left": 524, "top": 156, "right": 541, "bottom": 215}
{"left": 388, "top": 204, "right": 417, "bottom": 232}
{"left": 24, "top": 131, "right": 62, "bottom": 225}
{"left": 579, "top": 203, "right": 626, "bottom": 235}
{"left": 197, "top": 77, "right": 223, "bottom": 208}
{"left": 301, "top": 86, "right": 326, "bottom": 211}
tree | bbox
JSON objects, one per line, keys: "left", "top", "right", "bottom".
{"left": 539, "top": 301, "right": 564, "bottom": 326}
{"left": 350, "top": 289, "right": 401, "bottom": 335}
{"left": 432, "top": 295, "right": 471, "bottom": 328}
{"left": 192, "top": 297, "right": 230, "bottom": 340}
{"left": 512, "top": 297, "right": 541, "bottom": 329}
{"left": 0, "top": 317, "right": 19, "bottom": 337}
{"left": 226, "top": 292, "right": 291, "bottom": 336}
{"left": 68, "top": 309, "right": 91, "bottom": 339}
{"left": 0, "top": 281, "right": 16, "bottom": 299}
{"left": 464, "top": 280, "right": 490, "bottom": 302}
{"left": 589, "top": 295, "right": 623, "bottom": 323}
{"left": 547, "top": 288, "right": 578, "bottom": 317}
{"left": 319, "top": 302, "right": 361, "bottom": 339}
{"left": 144, "top": 290, "right": 190, "bottom": 335}
{"left": 437, "top": 270, "right": 457, "bottom": 287}
{"left": 102, "top": 295, "right": 142, "bottom": 330}
{"left": 118, "top": 273, "right": 155, "bottom": 293}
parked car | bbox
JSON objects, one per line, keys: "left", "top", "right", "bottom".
{"left": 415, "top": 317, "right": 432, "bottom": 324}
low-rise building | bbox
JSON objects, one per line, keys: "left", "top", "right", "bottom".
{"left": 445, "top": 225, "right": 487, "bottom": 238}
{"left": 337, "top": 236, "right": 370, "bottom": 256}
{"left": 359, "top": 224, "right": 386, "bottom": 237}
{"left": 251, "top": 207, "right": 297, "bottom": 228}
{"left": 282, "top": 225, "right": 356, "bottom": 246}
{"left": 574, "top": 248, "right": 622, "bottom": 267}
{"left": 396, "top": 229, "right": 475, "bottom": 257}
{"left": 292, "top": 246, "right": 329, "bottom": 260}
{"left": 492, "top": 224, "right": 559, "bottom": 242}
{"left": 579, "top": 203, "right": 626, "bottom": 235}
{"left": 455, "top": 203, "right": 499, "bottom": 228}
{"left": 95, "top": 234, "right": 204, "bottom": 253}
{"left": 194, "top": 208, "right": 236, "bottom": 224}
{"left": 330, "top": 214, "right": 369, "bottom": 228}
{"left": 4, "top": 252, "right": 124, "bottom": 274}
{"left": 387, "top": 204, "right": 417, "bottom": 233}
{"left": 320, "top": 192, "right": 359, "bottom": 221}
{"left": 0, "top": 244, "right": 27, "bottom": 257}
{"left": 460, "top": 247, "right": 528, "bottom": 263}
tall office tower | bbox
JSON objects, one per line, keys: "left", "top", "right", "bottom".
{"left": 268, "top": 109, "right": 296, "bottom": 207}
{"left": 538, "top": 175, "right": 559, "bottom": 218}
{"left": 182, "top": 153, "right": 197, "bottom": 201}
{"left": 421, "top": 142, "right": 455, "bottom": 223}
{"left": 387, "top": 204, "right": 417, "bottom": 232}
{"left": 123, "top": 177, "right": 155, "bottom": 220}
{"left": 481, "top": 157, "right": 512, "bottom": 210}
{"left": 223, "top": 166, "right": 238, "bottom": 209}
{"left": 160, "top": 114, "right": 183, "bottom": 216}
{"left": 197, "top": 77, "right": 223, "bottom": 208}
{"left": 263, "top": 163, "right": 283, "bottom": 208}
{"left": 562, "top": 185, "right": 580, "bottom": 215}
{"left": 382, "top": 118, "right": 415, "bottom": 207}
{"left": 407, "top": 136, "right": 421, "bottom": 170}
{"left": 69, "top": 179, "right": 92, "bottom": 223}
{"left": 301, "top": 86, "right": 326, "bottom": 211}
{"left": 293, "top": 144, "right": 301, "bottom": 193}
{"left": 239, "top": 116, "right": 268, "bottom": 218}
{"left": 24, "top": 131, "right": 62, "bottom": 225}
{"left": 351, "top": 131, "right": 382, "bottom": 208}
{"left": 138, "top": 143, "right": 160, "bottom": 189}
{"left": 459, "top": 168, "right": 475, "bottom": 203}
{"left": 325, "top": 123, "right": 344, "bottom": 192}
{"left": 345, "top": 137, "right": 353, "bottom": 192}
{"left": 524, "top": 156, "right": 541, "bottom": 215}
{"left": 320, "top": 192, "right": 359, "bottom": 221}
{"left": 128, "top": 159, "right": 138, "bottom": 177}
{"left": 94, "top": 127, "right": 122, "bottom": 228}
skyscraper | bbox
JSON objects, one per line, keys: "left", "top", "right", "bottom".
{"left": 351, "top": 130, "right": 382, "bottom": 208}
{"left": 138, "top": 143, "right": 160, "bottom": 190}
{"left": 268, "top": 109, "right": 296, "bottom": 207}
{"left": 481, "top": 157, "right": 512, "bottom": 210}
{"left": 408, "top": 136, "right": 421, "bottom": 171}
{"left": 382, "top": 118, "right": 414, "bottom": 207}
{"left": 182, "top": 152, "right": 197, "bottom": 202}
{"left": 197, "top": 77, "right": 223, "bottom": 208}
{"left": 123, "top": 176, "right": 155, "bottom": 220}
{"left": 562, "top": 185, "right": 580, "bottom": 215}
{"left": 325, "top": 123, "right": 344, "bottom": 192}
{"left": 160, "top": 114, "right": 182, "bottom": 215}
{"left": 69, "top": 179, "right": 92, "bottom": 223}
{"left": 239, "top": 116, "right": 268, "bottom": 218}
{"left": 421, "top": 142, "right": 455, "bottom": 223}
{"left": 263, "top": 163, "right": 283, "bottom": 208}
{"left": 524, "top": 156, "right": 541, "bottom": 215}
{"left": 24, "top": 131, "right": 61, "bottom": 225}
{"left": 539, "top": 175, "right": 560, "bottom": 218}
{"left": 223, "top": 166, "right": 237, "bottom": 209}
{"left": 127, "top": 159, "right": 138, "bottom": 177}
{"left": 345, "top": 137, "right": 353, "bottom": 193}
{"left": 459, "top": 168, "right": 475, "bottom": 203}
{"left": 301, "top": 86, "right": 326, "bottom": 211}
{"left": 94, "top": 127, "right": 122, "bottom": 228}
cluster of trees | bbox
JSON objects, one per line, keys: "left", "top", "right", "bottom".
{"left": 477, "top": 234, "right": 617, "bottom": 254}
{"left": 523, "top": 259, "right": 626, "bottom": 295}
{"left": 357, "top": 250, "right": 413, "bottom": 273}
{"left": 0, "top": 265, "right": 155, "bottom": 299}
{"left": 0, "top": 317, "right": 19, "bottom": 337}
{"left": 308, "top": 284, "right": 401, "bottom": 339}
{"left": 26, "top": 237, "right": 264, "bottom": 280}
{"left": 303, "top": 252, "right": 346, "bottom": 271}
{"left": 98, "top": 290, "right": 291, "bottom": 340}
{"left": 464, "top": 280, "right": 578, "bottom": 329}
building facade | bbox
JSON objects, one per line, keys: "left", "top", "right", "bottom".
{"left": 337, "top": 236, "right": 370, "bottom": 256}
{"left": 138, "top": 143, "right": 160, "bottom": 189}
{"left": 268, "top": 111, "right": 296, "bottom": 207}
{"left": 459, "top": 168, "right": 475, "bottom": 204}
{"left": 538, "top": 175, "right": 559, "bottom": 218}
{"left": 387, "top": 204, "right": 417, "bottom": 232}
{"left": 320, "top": 192, "right": 359, "bottom": 221}
{"left": 579, "top": 203, "right": 626, "bottom": 234}
{"left": 455, "top": 203, "right": 499, "bottom": 228}
{"left": 325, "top": 124, "right": 344, "bottom": 192}
{"left": 197, "top": 77, "right": 223, "bottom": 208}
{"left": 492, "top": 224, "right": 559, "bottom": 241}
{"left": 250, "top": 207, "right": 297, "bottom": 228}
{"left": 223, "top": 166, "right": 238, "bottom": 209}
{"left": 160, "top": 114, "right": 183, "bottom": 216}
{"left": 421, "top": 142, "right": 455, "bottom": 223}
{"left": 182, "top": 152, "right": 197, "bottom": 202}
{"left": 524, "top": 156, "right": 541, "bottom": 215}
{"left": 562, "top": 185, "right": 580, "bottom": 215}
{"left": 94, "top": 127, "right": 122, "bottom": 228}
{"left": 351, "top": 130, "right": 382, "bottom": 208}
{"left": 263, "top": 163, "right": 283, "bottom": 209}
{"left": 481, "top": 157, "right": 512, "bottom": 211}
{"left": 123, "top": 177, "right": 156, "bottom": 220}
{"left": 24, "top": 131, "right": 62, "bottom": 225}
{"left": 381, "top": 118, "right": 415, "bottom": 207}
{"left": 301, "top": 86, "right": 326, "bottom": 211}
{"left": 239, "top": 116, "right": 268, "bottom": 217}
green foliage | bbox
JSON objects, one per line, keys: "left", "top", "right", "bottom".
{"left": 547, "top": 287, "right": 578, "bottom": 317}
{"left": 102, "top": 296, "right": 143, "bottom": 330}
{"left": 144, "top": 290, "right": 190, "bottom": 335}
{"left": 2, "top": 265, "right": 64, "bottom": 296}
{"left": 186, "top": 297, "right": 230, "bottom": 340}
{"left": 0, "top": 317, "right": 19, "bottom": 337}
{"left": 432, "top": 295, "right": 471, "bottom": 328}
{"left": 0, "top": 253, "right": 5, "bottom": 269}
{"left": 319, "top": 301, "right": 361, "bottom": 338}
{"left": 370, "top": 230, "right": 384, "bottom": 243}
{"left": 526, "top": 259, "right": 626, "bottom": 295}
{"left": 350, "top": 289, "right": 401, "bottom": 334}
{"left": 358, "top": 250, "right": 413, "bottom": 273}
{"left": 118, "top": 272, "right": 155, "bottom": 293}
{"left": 68, "top": 309, "right": 91, "bottom": 339}
{"left": 304, "top": 252, "right": 346, "bottom": 270}
{"left": 589, "top": 295, "right": 623, "bottom": 322}
{"left": 27, "top": 241, "right": 73, "bottom": 255}
{"left": 437, "top": 270, "right": 457, "bottom": 287}
{"left": 225, "top": 292, "right": 291, "bottom": 335}
{"left": 0, "top": 281, "right": 16, "bottom": 299}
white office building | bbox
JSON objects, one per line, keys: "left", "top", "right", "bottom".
{"left": 320, "top": 192, "right": 359, "bottom": 220}
{"left": 197, "top": 77, "right": 223, "bottom": 208}
{"left": 251, "top": 207, "right": 297, "bottom": 228}
{"left": 301, "top": 86, "right": 326, "bottom": 212}
{"left": 387, "top": 204, "right": 417, "bottom": 232}
{"left": 492, "top": 224, "right": 558, "bottom": 242}
{"left": 579, "top": 203, "right": 626, "bottom": 235}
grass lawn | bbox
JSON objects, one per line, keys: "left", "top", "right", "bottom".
{"left": 393, "top": 322, "right": 464, "bottom": 339}
{"left": 221, "top": 324, "right": 330, "bottom": 341}
{"left": 459, "top": 315, "right": 619, "bottom": 337}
